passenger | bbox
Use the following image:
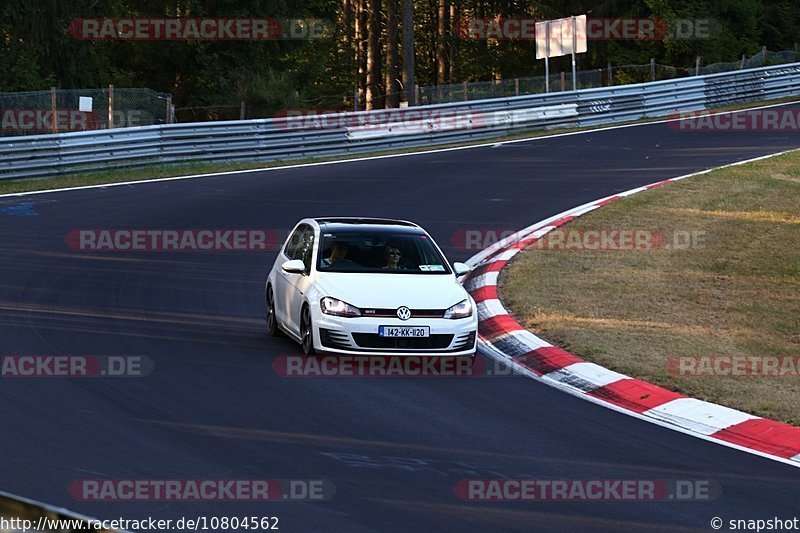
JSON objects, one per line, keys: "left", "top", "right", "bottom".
{"left": 383, "top": 245, "right": 403, "bottom": 270}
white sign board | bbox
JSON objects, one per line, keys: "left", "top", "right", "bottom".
{"left": 535, "top": 15, "right": 587, "bottom": 59}
{"left": 78, "top": 97, "right": 93, "bottom": 112}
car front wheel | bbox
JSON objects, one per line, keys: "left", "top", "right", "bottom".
{"left": 300, "top": 305, "right": 316, "bottom": 355}
{"left": 265, "top": 286, "right": 282, "bottom": 337}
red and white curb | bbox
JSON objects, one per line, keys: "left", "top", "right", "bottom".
{"left": 462, "top": 151, "right": 800, "bottom": 468}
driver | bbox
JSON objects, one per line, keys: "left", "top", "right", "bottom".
{"left": 321, "top": 242, "right": 349, "bottom": 267}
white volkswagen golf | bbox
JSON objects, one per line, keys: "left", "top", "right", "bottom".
{"left": 265, "top": 218, "right": 477, "bottom": 356}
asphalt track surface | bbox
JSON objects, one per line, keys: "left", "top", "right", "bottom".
{"left": 1, "top": 107, "right": 799, "bottom": 532}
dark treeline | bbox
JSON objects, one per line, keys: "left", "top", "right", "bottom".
{"left": 1, "top": 0, "right": 798, "bottom": 113}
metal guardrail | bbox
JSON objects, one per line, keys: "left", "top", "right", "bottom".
{"left": 2, "top": 63, "right": 800, "bottom": 181}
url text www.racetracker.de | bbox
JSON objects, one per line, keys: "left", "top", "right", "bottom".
{"left": 0, "top": 515, "right": 280, "bottom": 531}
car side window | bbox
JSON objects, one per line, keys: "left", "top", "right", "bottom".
{"left": 283, "top": 226, "right": 304, "bottom": 259}
{"left": 284, "top": 224, "right": 315, "bottom": 273}
{"left": 299, "top": 227, "right": 314, "bottom": 272}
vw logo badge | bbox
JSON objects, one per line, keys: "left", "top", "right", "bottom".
{"left": 396, "top": 306, "right": 411, "bottom": 320}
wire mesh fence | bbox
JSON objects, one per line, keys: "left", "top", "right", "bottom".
{"left": 0, "top": 87, "right": 172, "bottom": 137}
{"left": 268, "top": 48, "right": 797, "bottom": 111}
{"left": 414, "top": 48, "right": 800, "bottom": 106}
{"left": 179, "top": 48, "right": 800, "bottom": 119}
{"left": 3, "top": 48, "right": 799, "bottom": 135}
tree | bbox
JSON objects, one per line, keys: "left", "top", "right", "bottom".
{"left": 385, "top": 0, "right": 400, "bottom": 107}
{"left": 3, "top": 0, "right": 799, "bottom": 116}
{"left": 436, "top": 0, "right": 449, "bottom": 86}
{"left": 401, "top": 0, "right": 416, "bottom": 105}
{"left": 365, "top": 0, "right": 382, "bottom": 109}
{"left": 354, "top": 0, "right": 367, "bottom": 109}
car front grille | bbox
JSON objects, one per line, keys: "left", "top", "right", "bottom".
{"left": 360, "top": 308, "right": 447, "bottom": 318}
{"left": 453, "top": 331, "right": 476, "bottom": 351}
{"left": 351, "top": 333, "right": 454, "bottom": 350}
{"left": 319, "top": 328, "right": 353, "bottom": 350}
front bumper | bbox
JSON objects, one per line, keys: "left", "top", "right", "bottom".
{"left": 313, "top": 314, "right": 478, "bottom": 356}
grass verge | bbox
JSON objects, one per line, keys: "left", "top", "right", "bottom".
{"left": 500, "top": 150, "right": 800, "bottom": 425}
{"left": 1, "top": 96, "right": 798, "bottom": 196}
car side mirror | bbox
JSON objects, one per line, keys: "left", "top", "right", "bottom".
{"left": 452, "top": 262, "right": 470, "bottom": 276}
{"left": 281, "top": 259, "right": 307, "bottom": 274}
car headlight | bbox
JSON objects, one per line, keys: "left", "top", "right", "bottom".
{"left": 444, "top": 299, "right": 472, "bottom": 319}
{"left": 320, "top": 297, "right": 362, "bottom": 317}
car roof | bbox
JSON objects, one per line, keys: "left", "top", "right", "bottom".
{"left": 317, "top": 224, "right": 427, "bottom": 236}
{"left": 314, "top": 217, "right": 418, "bottom": 228}
{"left": 313, "top": 217, "right": 426, "bottom": 235}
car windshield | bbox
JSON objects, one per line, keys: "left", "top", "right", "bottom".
{"left": 317, "top": 230, "right": 452, "bottom": 274}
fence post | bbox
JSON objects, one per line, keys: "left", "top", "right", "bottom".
{"left": 240, "top": 101, "right": 246, "bottom": 120}
{"left": 650, "top": 58, "right": 655, "bottom": 81}
{"left": 740, "top": 55, "right": 746, "bottom": 69}
{"left": 515, "top": 78, "right": 519, "bottom": 96}
{"left": 50, "top": 87, "right": 57, "bottom": 134}
{"left": 695, "top": 57, "right": 701, "bottom": 76}
{"left": 762, "top": 45, "right": 767, "bottom": 58}
{"left": 463, "top": 81, "right": 468, "bottom": 101}
{"left": 560, "top": 71, "right": 565, "bottom": 91}
{"left": 166, "top": 96, "right": 173, "bottom": 124}
{"left": 608, "top": 62, "right": 613, "bottom": 86}
{"left": 107, "top": 84, "right": 114, "bottom": 129}
{"left": 354, "top": 89, "right": 359, "bottom": 112}
{"left": 414, "top": 83, "right": 420, "bottom": 106}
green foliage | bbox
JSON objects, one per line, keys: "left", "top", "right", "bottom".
{"left": 1, "top": 0, "right": 798, "bottom": 114}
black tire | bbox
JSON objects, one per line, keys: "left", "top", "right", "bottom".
{"left": 300, "top": 305, "right": 316, "bottom": 355}
{"left": 265, "top": 286, "right": 282, "bottom": 337}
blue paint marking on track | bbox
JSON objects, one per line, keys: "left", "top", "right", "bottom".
{"left": 0, "top": 203, "right": 38, "bottom": 216}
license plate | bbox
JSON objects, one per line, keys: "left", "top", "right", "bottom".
{"left": 379, "top": 326, "right": 430, "bottom": 338}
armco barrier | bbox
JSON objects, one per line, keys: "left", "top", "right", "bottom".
{"left": 1, "top": 63, "right": 800, "bottom": 180}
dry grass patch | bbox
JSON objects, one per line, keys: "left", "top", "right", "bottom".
{"left": 501, "top": 150, "right": 800, "bottom": 425}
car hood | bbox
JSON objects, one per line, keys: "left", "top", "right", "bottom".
{"left": 315, "top": 272, "right": 469, "bottom": 309}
